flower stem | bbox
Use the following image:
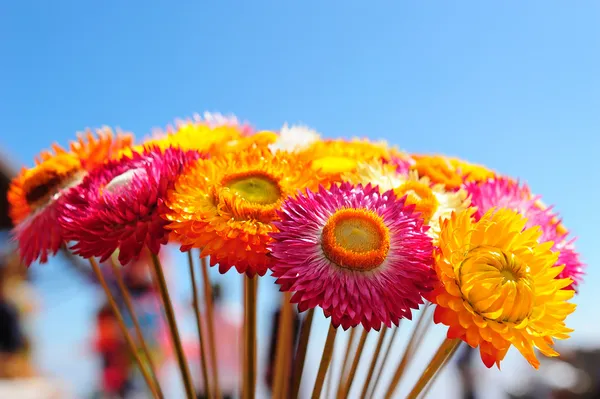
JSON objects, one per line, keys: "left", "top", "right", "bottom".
{"left": 89, "top": 258, "right": 160, "bottom": 398}
{"left": 187, "top": 251, "right": 212, "bottom": 399}
{"left": 150, "top": 252, "right": 195, "bottom": 399}
{"left": 418, "top": 342, "right": 461, "bottom": 399}
{"left": 200, "top": 256, "right": 222, "bottom": 399}
{"left": 359, "top": 326, "right": 388, "bottom": 399}
{"left": 272, "top": 293, "right": 293, "bottom": 399}
{"left": 336, "top": 327, "right": 357, "bottom": 397}
{"left": 338, "top": 328, "right": 369, "bottom": 399}
{"left": 384, "top": 303, "right": 432, "bottom": 399}
{"left": 368, "top": 325, "right": 400, "bottom": 398}
{"left": 405, "top": 338, "right": 461, "bottom": 399}
{"left": 108, "top": 257, "right": 164, "bottom": 398}
{"left": 311, "top": 323, "right": 338, "bottom": 399}
{"left": 244, "top": 276, "right": 258, "bottom": 399}
{"left": 289, "top": 308, "right": 315, "bottom": 399}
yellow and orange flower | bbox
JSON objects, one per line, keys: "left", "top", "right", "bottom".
{"left": 163, "top": 148, "right": 327, "bottom": 277}
{"left": 344, "top": 163, "right": 470, "bottom": 241}
{"left": 119, "top": 120, "right": 277, "bottom": 159}
{"left": 8, "top": 127, "right": 133, "bottom": 265}
{"left": 411, "top": 154, "right": 496, "bottom": 189}
{"left": 429, "top": 207, "right": 576, "bottom": 369}
{"left": 296, "top": 139, "right": 393, "bottom": 183}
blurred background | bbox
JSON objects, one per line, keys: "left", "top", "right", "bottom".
{"left": 1, "top": 2, "right": 599, "bottom": 398}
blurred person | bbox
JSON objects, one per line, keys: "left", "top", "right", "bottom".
{"left": 0, "top": 249, "right": 34, "bottom": 379}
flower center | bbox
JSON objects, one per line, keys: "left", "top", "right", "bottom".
{"left": 223, "top": 172, "right": 281, "bottom": 205}
{"left": 312, "top": 156, "right": 358, "bottom": 175}
{"left": 394, "top": 181, "right": 439, "bottom": 223}
{"left": 104, "top": 168, "right": 147, "bottom": 194}
{"left": 22, "top": 154, "right": 82, "bottom": 208}
{"left": 458, "top": 245, "right": 534, "bottom": 324}
{"left": 321, "top": 208, "right": 390, "bottom": 271}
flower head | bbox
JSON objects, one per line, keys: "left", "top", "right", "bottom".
{"left": 60, "top": 147, "right": 201, "bottom": 265}
{"left": 269, "top": 183, "right": 435, "bottom": 330}
{"left": 467, "top": 177, "right": 584, "bottom": 290}
{"left": 345, "top": 163, "right": 470, "bottom": 241}
{"left": 269, "top": 123, "right": 321, "bottom": 152}
{"left": 429, "top": 208, "right": 576, "bottom": 369}
{"left": 8, "top": 128, "right": 133, "bottom": 265}
{"left": 296, "top": 139, "right": 392, "bottom": 183}
{"left": 411, "top": 155, "right": 496, "bottom": 189}
{"left": 163, "top": 148, "right": 325, "bottom": 277}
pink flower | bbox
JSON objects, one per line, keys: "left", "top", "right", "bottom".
{"left": 466, "top": 177, "right": 584, "bottom": 290}
{"left": 269, "top": 183, "right": 435, "bottom": 330}
{"left": 60, "top": 147, "right": 201, "bottom": 265}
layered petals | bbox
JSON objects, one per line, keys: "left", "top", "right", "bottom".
{"left": 269, "top": 183, "right": 435, "bottom": 330}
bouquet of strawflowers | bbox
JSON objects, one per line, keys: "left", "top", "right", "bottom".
{"left": 8, "top": 113, "right": 584, "bottom": 399}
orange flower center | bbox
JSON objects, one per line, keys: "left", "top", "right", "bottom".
{"left": 458, "top": 245, "right": 534, "bottom": 324}
{"left": 394, "top": 181, "right": 438, "bottom": 223}
{"left": 223, "top": 171, "right": 282, "bottom": 205}
{"left": 321, "top": 208, "right": 390, "bottom": 271}
{"left": 22, "top": 154, "right": 82, "bottom": 209}
{"left": 312, "top": 156, "right": 358, "bottom": 175}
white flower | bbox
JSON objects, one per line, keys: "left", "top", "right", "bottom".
{"left": 269, "top": 123, "right": 321, "bottom": 152}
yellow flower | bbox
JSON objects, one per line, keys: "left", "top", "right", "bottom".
{"left": 411, "top": 155, "right": 496, "bottom": 189}
{"left": 344, "top": 163, "right": 469, "bottom": 241}
{"left": 296, "top": 139, "right": 392, "bottom": 183}
{"left": 429, "top": 208, "right": 576, "bottom": 369}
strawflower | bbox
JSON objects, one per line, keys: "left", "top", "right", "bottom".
{"left": 269, "top": 183, "right": 435, "bottom": 330}
{"left": 163, "top": 148, "right": 326, "bottom": 277}
{"left": 344, "top": 163, "right": 470, "bottom": 241}
{"left": 296, "top": 138, "right": 393, "bottom": 183}
{"left": 411, "top": 155, "right": 496, "bottom": 189}
{"left": 466, "top": 177, "right": 584, "bottom": 290}
{"left": 429, "top": 207, "right": 576, "bottom": 369}
{"left": 8, "top": 128, "right": 133, "bottom": 265}
{"left": 59, "top": 147, "right": 200, "bottom": 265}
{"left": 269, "top": 123, "right": 321, "bottom": 152}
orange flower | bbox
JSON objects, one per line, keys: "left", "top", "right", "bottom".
{"left": 429, "top": 208, "right": 575, "bottom": 369}
{"left": 8, "top": 127, "right": 133, "bottom": 265}
{"left": 296, "top": 139, "right": 393, "bottom": 183}
{"left": 411, "top": 154, "right": 496, "bottom": 189}
{"left": 163, "top": 148, "right": 326, "bottom": 277}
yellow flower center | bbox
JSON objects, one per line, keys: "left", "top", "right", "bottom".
{"left": 394, "top": 181, "right": 438, "bottom": 223}
{"left": 321, "top": 208, "right": 390, "bottom": 271}
{"left": 22, "top": 154, "right": 82, "bottom": 208}
{"left": 459, "top": 245, "right": 534, "bottom": 324}
{"left": 223, "top": 172, "right": 282, "bottom": 205}
{"left": 312, "top": 156, "right": 358, "bottom": 175}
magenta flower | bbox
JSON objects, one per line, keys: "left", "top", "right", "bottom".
{"left": 269, "top": 183, "right": 435, "bottom": 330}
{"left": 59, "top": 147, "right": 201, "bottom": 265}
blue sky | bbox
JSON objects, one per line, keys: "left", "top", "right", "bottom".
{"left": 1, "top": 1, "right": 599, "bottom": 397}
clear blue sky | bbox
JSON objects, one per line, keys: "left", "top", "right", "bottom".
{"left": 1, "top": 2, "right": 599, "bottom": 397}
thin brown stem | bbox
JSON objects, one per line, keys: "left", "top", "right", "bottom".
{"left": 359, "top": 326, "right": 388, "bottom": 399}
{"left": 187, "top": 251, "right": 211, "bottom": 399}
{"left": 338, "top": 328, "right": 369, "bottom": 399}
{"left": 290, "top": 308, "right": 315, "bottom": 399}
{"left": 150, "top": 253, "right": 195, "bottom": 399}
{"left": 337, "top": 327, "right": 357, "bottom": 396}
{"left": 383, "top": 304, "right": 432, "bottom": 399}
{"left": 108, "top": 257, "right": 164, "bottom": 398}
{"left": 325, "top": 344, "right": 335, "bottom": 399}
{"left": 200, "top": 256, "right": 222, "bottom": 399}
{"left": 368, "top": 325, "right": 400, "bottom": 399}
{"left": 244, "top": 276, "right": 258, "bottom": 399}
{"left": 89, "top": 258, "right": 159, "bottom": 398}
{"left": 272, "top": 293, "right": 293, "bottom": 399}
{"left": 311, "top": 324, "right": 338, "bottom": 399}
{"left": 418, "top": 342, "right": 461, "bottom": 399}
{"left": 405, "top": 338, "right": 461, "bottom": 399}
